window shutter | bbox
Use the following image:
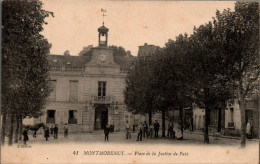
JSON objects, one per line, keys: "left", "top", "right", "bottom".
{"left": 64, "top": 111, "right": 68, "bottom": 124}
{"left": 55, "top": 110, "right": 60, "bottom": 124}
{"left": 77, "top": 110, "right": 82, "bottom": 124}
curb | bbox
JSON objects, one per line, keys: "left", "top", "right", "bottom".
{"left": 184, "top": 131, "right": 259, "bottom": 142}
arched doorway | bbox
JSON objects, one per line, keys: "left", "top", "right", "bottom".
{"left": 95, "top": 106, "right": 108, "bottom": 130}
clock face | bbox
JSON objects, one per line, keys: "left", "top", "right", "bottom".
{"left": 99, "top": 54, "right": 107, "bottom": 62}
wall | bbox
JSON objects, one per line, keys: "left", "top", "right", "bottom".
{"left": 193, "top": 107, "right": 205, "bottom": 131}
{"left": 225, "top": 101, "right": 241, "bottom": 130}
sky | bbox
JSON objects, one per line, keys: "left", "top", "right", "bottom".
{"left": 41, "top": 0, "right": 235, "bottom": 56}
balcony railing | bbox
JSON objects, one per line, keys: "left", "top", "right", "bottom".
{"left": 92, "top": 96, "right": 112, "bottom": 104}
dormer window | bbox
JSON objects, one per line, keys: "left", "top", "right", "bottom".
{"left": 53, "top": 59, "right": 57, "bottom": 63}
{"left": 67, "top": 62, "right": 71, "bottom": 65}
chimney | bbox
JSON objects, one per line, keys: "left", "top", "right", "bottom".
{"left": 126, "top": 51, "right": 131, "bottom": 56}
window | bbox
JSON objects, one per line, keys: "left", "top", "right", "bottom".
{"left": 230, "top": 108, "right": 234, "bottom": 123}
{"left": 49, "top": 80, "right": 57, "bottom": 100}
{"left": 125, "top": 115, "right": 129, "bottom": 122}
{"left": 98, "top": 81, "right": 106, "bottom": 99}
{"left": 46, "top": 110, "right": 55, "bottom": 124}
{"left": 69, "top": 80, "right": 79, "bottom": 101}
{"left": 68, "top": 110, "right": 77, "bottom": 124}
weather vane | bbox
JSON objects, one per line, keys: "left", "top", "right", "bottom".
{"left": 101, "top": 8, "right": 107, "bottom": 26}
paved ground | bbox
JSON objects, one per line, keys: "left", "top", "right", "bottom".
{"left": 7, "top": 130, "right": 258, "bottom": 146}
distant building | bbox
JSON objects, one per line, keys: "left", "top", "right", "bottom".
{"left": 137, "top": 43, "right": 160, "bottom": 57}
{"left": 224, "top": 99, "right": 259, "bottom": 138}
{"left": 192, "top": 99, "right": 259, "bottom": 138}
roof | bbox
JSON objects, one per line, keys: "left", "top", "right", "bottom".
{"left": 48, "top": 54, "right": 91, "bottom": 67}
{"left": 48, "top": 52, "right": 134, "bottom": 71}
{"left": 98, "top": 25, "right": 109, "bottom": 33}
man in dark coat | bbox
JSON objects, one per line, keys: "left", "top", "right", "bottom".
{"left": 22, "top": 128, "right": 29, "bottom": 145}
{"left": 154, "top": 120, "right": 160, "bottom": 138}
{"left": 136, "top": 122, "right": 143, "bottom": 141}
{"left": 104, "top": 124, "right": 110, "bottom": 141}
{"left": 54, "top": 124, "right": 58, "bottom": 139}
{"left": 44, "top": 127, "right": 50, "bottom": 141}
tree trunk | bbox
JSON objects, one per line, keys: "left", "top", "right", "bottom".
{"left": 179, "top": 106, "right": 184, "bottom": 135}
{"left": 204, "top": 105, "right": 210, "bottom": 144}
{"left": 148, "top": 110, "right": 152, "bottom": 126}
{"left": 1, "top": 111, "right": 7, "bottom": 145}
{"left": 19, "top": 116, "right": 23, "bottom": 141}
{"left": 240, "top": 99, "right": 246, "bottom": 148}
{"left": 162, "top": 109, "right": 166, "bottom": 138}
{"left": 8, "top": 115, "right": 14, "bottom": 146}
{"left": 217, "top": 107, "right": 221, "bottom": 132}
{"left": 14, "top": 116, "right": 19, "bottom": 143}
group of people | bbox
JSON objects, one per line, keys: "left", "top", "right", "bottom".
{"left": 22, "top": 124, "right": 69, "bottom": 145}
{"left": 133, "top": 120, "right": 160, "bottom": 141}
{"left": 128, "top": 120, "right": 183, "bottom": 142}
{"left": 43, "top": 124, "right": 61, "bottom": 141}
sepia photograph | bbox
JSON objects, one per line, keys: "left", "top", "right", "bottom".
{"left": 1, "top": 0, "right": 259, "bottom": 163}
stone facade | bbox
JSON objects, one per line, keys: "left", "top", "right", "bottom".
{"left": 33, "top": 25, "right": 135, "bottom": 133}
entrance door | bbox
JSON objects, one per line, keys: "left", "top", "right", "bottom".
{"left": 95, "top": 106, "right": 108, "bottom": 130}
{"left": 101, "top": 111, "right": 108, "bottom": 129}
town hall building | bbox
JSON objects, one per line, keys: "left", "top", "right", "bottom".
{"left": 32, "top": 23, "right": 136, "bottom": 133}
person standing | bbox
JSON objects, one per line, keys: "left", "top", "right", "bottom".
{"left": 154, "top": 120, "right": 160, "bottom": 138}
{"left": 136, "top": 122, "right": 143, "bottom": 141}
{"left": 64, "top": 123, "right": 69, "bottom": 138}
{"left": 246, "top": 120, "right": 252, "bottom": 139}
{"left": 104, "top": 124, "right": 110, "bottom": 141}
{"left": 50, "top": 125, "right": 54, "bottom": 136}
{"left": 54, "top": 124, "right": 58, "bottom": 139}
{"left": 143, "top": 121, "right": 148, "bottom": 138}
{"left": 44, "top": 127, "right": 50, "bottom": 141}
{"left": 126, "top": 121, "right": 131, "bottom": 139}
{"left": 22, "top": 128, "right": 29, "bottom": 145}
{"left": 167, "top": 122, "right": 173, "bottom": 138}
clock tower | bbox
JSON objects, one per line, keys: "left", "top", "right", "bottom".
{"left": 98, "top": 25, "right": 109, "bottom": 47}
{"left": 98, "top": 9, "right": 109, "bottom": 47}
{"left": 85, "top": 11, "right": 120, "bottom": 73}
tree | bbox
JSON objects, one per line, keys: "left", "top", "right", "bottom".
{"left": 2, "top": 0, "right": 53, "bottom": 145}
{"left": 188, "top": 21, "right": 233, "bottom": 143}
{"left": 214, "top": 2, "right": 259, "bottom": 147}
{"left": 124, "top": 54, "right": 156, "bottom": 126}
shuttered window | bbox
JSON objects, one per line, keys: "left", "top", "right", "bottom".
{"left": 69, "top": 80, "right": 79, "bottom": 102}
